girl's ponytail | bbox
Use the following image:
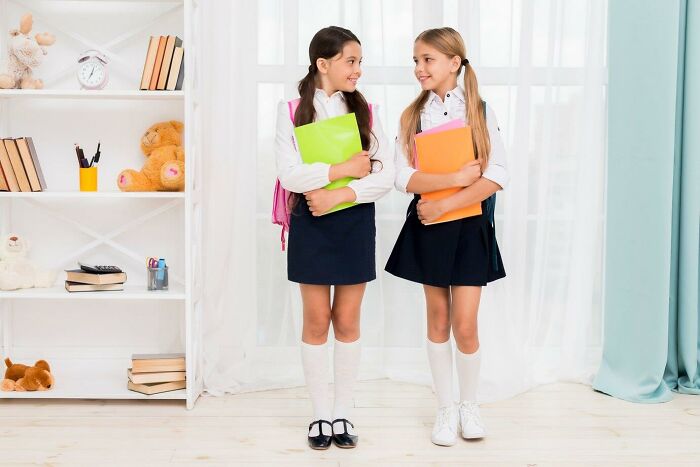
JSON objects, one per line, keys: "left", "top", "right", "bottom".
{"left": 463, "top": 62, "right": 490, "bottom": 171}
{"left": 399, "top": 91, "right": 431, "bottom": 166}
{"left": 295, "top": 65, "right": 318, "bottom": 126}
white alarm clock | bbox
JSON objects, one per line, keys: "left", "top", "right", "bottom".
{"left": 77, "top": 50, "right": 109, "bottom": 90}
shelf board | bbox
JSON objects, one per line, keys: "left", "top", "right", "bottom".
{"left": 0, "top": 358, "right": 187, "bottom": 401}
{"left": 0, "top": 90, "right": 184, "bottom": 101}
{"left": 0, "top": 284, "right": 185, "bottom": 300}
{"left": 0, "top": 191, "right": 185, "bottom": 199}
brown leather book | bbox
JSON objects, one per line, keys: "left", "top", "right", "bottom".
{"left": 15, "top": 138, "right": 42, "bottom": 191}
{"left": 3, "top": 139, "right": 31, "bottom": 192}
{"left": 148, "top": 36, "right": 167, "bottom": 91}
{"left": 0, "top": 140, "right": 19, "bottom": 191}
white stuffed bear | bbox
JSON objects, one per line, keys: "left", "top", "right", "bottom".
{"left": 0, "top": 13, "right": 56, "bottom": 90}
{"left": 0, "top": 234, "right": 57, "bottom": 290}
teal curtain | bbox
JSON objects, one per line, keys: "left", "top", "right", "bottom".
{"left": 593, "top": 0, "right": 700, "bottom": 402}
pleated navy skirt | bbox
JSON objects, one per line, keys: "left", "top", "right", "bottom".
{"left": 385, "top": 195, "right": 505, "bottom": 288}
{"left": 287, "top": 196, "right": 376, "bottom": 285}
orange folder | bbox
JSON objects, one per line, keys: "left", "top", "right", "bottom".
{"left": 414, "top": 126, "right": 482, "bottom": 225}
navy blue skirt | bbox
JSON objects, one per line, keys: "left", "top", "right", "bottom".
{"left": 287, "top": 196, "right": 376, "bottom": 285}
{"left": 385, "top": 195, "right": 505, "bottom": 288}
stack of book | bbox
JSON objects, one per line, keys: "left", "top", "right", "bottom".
{"left": 0, "top": 137, "right": 47, "bottom": 192}
{"left": 65, "top": 268, "right": 127, "bottom": 292}
{"left": 128, "top": 353, "right": 186, "bottom": 395}
{"left": 139, "top": 35, "right": 184, "bottom": 91}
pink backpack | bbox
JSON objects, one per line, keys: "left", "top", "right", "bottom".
{"left": 272, "top": 99, "right": 373, "bottom": 250}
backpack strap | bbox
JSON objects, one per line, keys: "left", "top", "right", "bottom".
{"left": 481, "top": 100, "right": 499, "bottom": 273}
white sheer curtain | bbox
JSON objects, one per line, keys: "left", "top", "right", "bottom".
{"left": 201, "top": 0, "right": 608, "bottom": 401}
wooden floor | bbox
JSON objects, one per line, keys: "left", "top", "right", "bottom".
{"left": 1, "top": 380, "right": 699, "bottom": 466}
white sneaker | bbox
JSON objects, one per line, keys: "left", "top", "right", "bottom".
{"left": 431, "top": 404, "right": 459, "bottom": 446}
{"left": 458, "top": 401, "right": 486, "bottom": 439}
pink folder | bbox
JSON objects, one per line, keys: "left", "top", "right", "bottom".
{"left": 413, "top": 119, "right": 464, "bottom": 169}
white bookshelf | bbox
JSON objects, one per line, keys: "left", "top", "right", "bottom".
{"left": 0, "top": 89, "right": 184, "bottom": 100}
{"left": 0, "top": 0, "right": 202, "bottom": 408}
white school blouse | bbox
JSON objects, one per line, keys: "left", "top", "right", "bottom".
{"left": 394, "top": 86, "right": 509, "bottom": 194}
{"left": 275, "top": 88, "right": 394, "bottom": 204}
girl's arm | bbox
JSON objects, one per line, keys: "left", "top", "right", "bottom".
{"left": 275, "top": 100, "right": 368, "bottom": 193}
{"left": 395, "top": 128, "right": 481, "bottom": 195}
{"left": 417, "top": 177, "right": 501, "bottom": 224}
{"left": 417, "top": 104, "right": 509, "bottom": 224}
{"left": 406, "top": 161, "right": 481, "bottom": 194}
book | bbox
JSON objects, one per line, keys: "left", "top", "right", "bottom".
{"left": 65, "top": 281, "right": 124, "bottom": 292}
{"left": 3, "top": 139, "right": 31, "bottom": 192}
{"left": 132, "top": 353, "right": 185, "bottom": 373}
{"left": 0, "top": 140, "right": 19, "bottom": 191}
{"left": 414, "top": 126, "right": 482, "bottom": 225}
{"left": 15, "top": 138, "right": 42, "bottom": 192}
{"left": 149, "top": 36, "right": 167, "bottom": 91}
{"left": 0, "top": 152, "right": 8, "bottom": 191}
{"left": 127, "top": 368, "right": 186, "bottom": 384}
{"left": 0, "top": 163, "right": 8, "bottom": 191}
{"left": 157, "top": 36, "right": 182, "bottom": 90}
{"left": 140, "top": 36, "right": 160, "bottom": 90}
{"left": 25, "top": 137, "right": 46, "bottom": 190}
{"left": 65, "top": 269, "right": 127, "bottom": 285}
{"left": 293, "top": 113, "right": 363, "bottom": 214}
{"left": 127, "top": 379, "right": 186, "bottom": 395}
{"left": 166, "top": 46, "right": 184, "bottom": 91}
{"left": 413, "top": 119, "right": 465, "bottom": 169}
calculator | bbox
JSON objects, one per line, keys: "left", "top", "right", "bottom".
{"left": 78, "top": 262, "right": 123, "bottom": 274}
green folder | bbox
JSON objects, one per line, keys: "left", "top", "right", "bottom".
{"left": 293, "top": 113, "right": 362, "bottom": 214}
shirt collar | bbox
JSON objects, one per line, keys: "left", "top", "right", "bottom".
{"left": 315, "top": 88, "right": 346, "bottom": 102}
{"left": 428, "top": 86, "right": 465, "bottom": 105}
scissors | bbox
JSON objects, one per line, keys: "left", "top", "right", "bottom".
{"left": 147, "top": 257, "right": 159, "bottom": 268}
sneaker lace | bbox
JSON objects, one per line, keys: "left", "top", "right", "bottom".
{"left": 436, "top": 406, "right": 453, "bottom": 430}
{"left": 460, "top": 402, "right": 482, "bottom": 428}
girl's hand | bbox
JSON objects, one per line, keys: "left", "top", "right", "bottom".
{"left": 339, "top": 151, "right": 371, "bottom": 179}
{"left": 304, "top": 187, "right": 354, "bottom": 216}
{"left": 454, "top": 160, "right": 482, "bottom": 187}
{"left": 417, "top": 198, "right": 447, "bottom": 224}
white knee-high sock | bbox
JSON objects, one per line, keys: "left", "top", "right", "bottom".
{"left": 456, "top": 347, "right": 481, "bottom": 402}
{"left": 332, "top": 338, "right": 361, "bottom": 422}
{"left": 301, "top": 341, "right": 331, "bottom": 426}
{"left": 427, "top": 338, "right": 454, "bottom": 408}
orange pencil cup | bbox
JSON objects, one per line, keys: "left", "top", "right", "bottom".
{"left": 79, "top": 166, "right": 98, "bottom": 191}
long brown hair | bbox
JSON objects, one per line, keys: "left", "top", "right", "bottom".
{"left": 399, "top": 27, "right": 490, "bottom": 171}
{"left": 294, "top": 26, "right": 373, "bottom": 151}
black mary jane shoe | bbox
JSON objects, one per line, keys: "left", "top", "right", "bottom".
{"left": 331, "top": 418, "right": 358, "bottom": 448}
{"left": 307, "top": 420, "right": 333, "bottom": 450}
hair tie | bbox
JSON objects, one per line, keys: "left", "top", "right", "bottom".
{"left": 461, "top": 58, "right": 469, "bottom": 67}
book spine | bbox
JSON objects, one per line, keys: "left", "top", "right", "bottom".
{"left": 175, "top": 51, "right": 185, "bottom": 91}
{"left": 140, "top": 36, "right": 159, "bottom": 90}
{"left": 0, "top": 139, "right": 20, "bottom": 192}
{"left": 16, "top": 138, "right": 42, "bottom": 192}
{"left": 4, "top": 139, "right": 31, "bottom": 192}
{"left": 157, "top": 35, "right": 178, "bottom": 90}
{"left": 149, "top": 36, "right": 167, "bottom": 91}
{"left": 25, "top": 137, "right": 46, "bottom": 190}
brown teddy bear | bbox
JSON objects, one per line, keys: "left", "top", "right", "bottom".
{"left": 117, "top": 120, "right": 185, "bottom": 192}
{"left": 1, "top": 358, "right": 54, "bottom": 391}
